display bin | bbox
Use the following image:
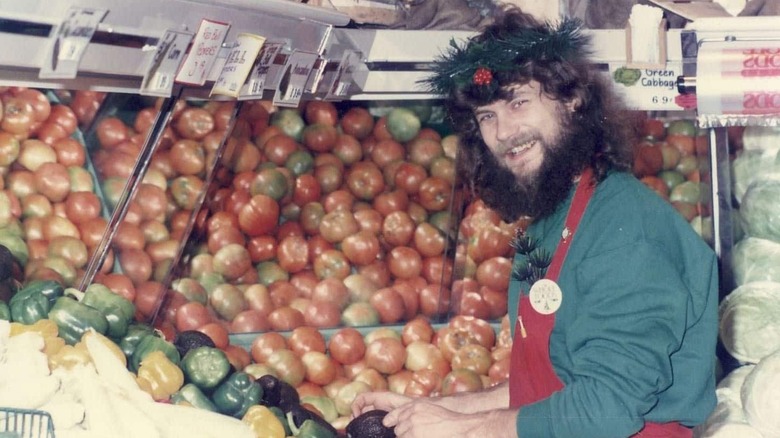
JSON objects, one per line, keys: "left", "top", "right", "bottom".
{"left": 0, "top": 408, "right": 55, "bottom": 438}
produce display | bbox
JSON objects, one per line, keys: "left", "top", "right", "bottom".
{"left": 632, "top": 116, "right": 713, "bottom": 240}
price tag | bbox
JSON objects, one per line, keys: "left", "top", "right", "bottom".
{"left": 40, "top": 7, "right": 108, "bottom": 79}
{"left": 211, "top": 33, "right": 266, "bottom": 98}
{"left": 325, "top": 50, "right": 361, "bottom": 100}
{"left": 608, "top": 63, "right": 687, "bottom": 111}
{"left": 175, "top": 19, "right": 230, "bottom": 86}
{"left": 238, "top": 41, "right": 285, "bottom": 100}
{"left": 272, "top": 50, "right": 318, "bottom": 107}
{"left": 140, "top": 30, "right": 193, "bottom": 97}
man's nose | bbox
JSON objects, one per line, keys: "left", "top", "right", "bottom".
{"left": 494, "top": 114, "right": 516, "bottom": 143}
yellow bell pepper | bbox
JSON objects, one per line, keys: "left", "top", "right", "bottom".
{"left": 242, "top": 405, "right": 286, "bottom": 438}
{"left": 136, "top": 350, "right": 184, "bottom": 401}
{"left": 48, "top": 344, "right": 91, "bottom": 370}
{"left": 75, "top": 330, "right": 127, "bottom": 366}
{"left": 10, "top": 319, "right": 64, "bottom": 356}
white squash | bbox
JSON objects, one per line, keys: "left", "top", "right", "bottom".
{"left": 741, "top": 350, "right": 780, "bottom": 438}
{"left": 719, "top": 281, "right": 780, "bottom": 364}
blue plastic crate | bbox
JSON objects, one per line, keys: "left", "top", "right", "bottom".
{"left": 0, "top": 408, "right": 55, "bottom": 438}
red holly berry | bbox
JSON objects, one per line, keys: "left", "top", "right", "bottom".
{"left": 472, "top": 67, "right": 493, "bottom": 86}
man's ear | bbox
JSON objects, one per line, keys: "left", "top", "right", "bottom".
{"left": 564, "top": 95, "right": 582, "bottom": 113}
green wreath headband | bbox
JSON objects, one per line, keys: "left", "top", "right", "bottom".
{"left": 420, "top": 17, "right": 588, "bottom": 98}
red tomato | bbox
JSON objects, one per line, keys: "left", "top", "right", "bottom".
{"left": 207, "top": 225, "right": 245, "bottom": 254}
{"left": 387, "top": 246, "right": 422, "bottom": 279}
{"left": 413, "top": 222, "right": 446, "bottom": 257}
{"left": 303, "top": 123, "right": 339, "bottom": 152}
{"left": 175, "top": 107, "right": 215, "bottom": 140}
{"left": 418, "top": 176, "right": 452, "bottom": 212}
{"left": 96, "top": 117, "right": 129, "bottom": 149}
{"left": 407, "top": 137, "right": 444, "bottom": 169}
{"left": 169, "top": 175, "right": 204, "bottom": 210}
{"left": 250, "top": 332, "right": 288, "bottom": 363}
{"left": 341, "top": 230, "right": 381, "bottom": 266}
{"left": 365, "top": 337, "right": 406, "bottom": 374}
{"left": 304, "top": 101, "right": 339, "bottom": 126}
{"left": 322, "top": 189, "right": 355, "bottom": 213}
{"left": 98, "top": 273, "right": 136, "bottom": 303}
{"left": 51, "top": 137, "right": 86, "bottom": 167}
{"left": 169, "top": 139, "right": 206, "bottom": 176}
{"left": 332, "top": 133, "right": 363, "bottom": 165}
{"left": 318, "top": 209, "right": 359, "bottom": 243}
{"left": 238, "top": 194, "right": 279, "bottom": 236}
{"left": 382, "top": 211, "right": 415, "bottom": 247}
{"left": 419, "top": 284, "right": 451, "bottom": 318}
{"left": 313, "top": 249, "right": 351, "bottom": 280}
{"left": 339, "top": 107, "right": 374, "bottom": 140}
{"left": 475, "top": 256, "right": 512, "bottom": 292}
{"left": 48, "top": 104, "right": 78, "bottom": 135}
{"left": 196, "top": 322, "right": 230, "bottom": 350}
{"left": 301, "top": 351, "right": 339, "bottom": 386}
{"left": 401, "top": 317, "right": 435, "bottom": 345}
{"left": 328, "top": 327, "right": 366, "bottom": 365}
{"left": 134, "top": 280, "right": 166, "bottom": 320}
{"left": 370, "top": 287, "right": 406, "bottom": 324}
{"left": 119, "top": 248, "right": 153, "bottom": 286}
{"left": 314, "top": 163, "right": 343, "bottom": 194}
{"left": 394, "top": 162, "right": 428, "bottom": 195}
{"left": 302, "top": 300, "right": 342, "bottom": 328}
{"left": 2, "top": 97, "right": 35, "bottom": 136}
{"left": 277, "top": 234, "right": 310, "bottom": 273}
{"left": 213, "top": 244, "right": 252, "bottom": 281}
{"left": 373, "top": 190, "right": 409, "bottom": 217}
{"left": 34, "top": 162, "right": 70, "bottom": 202}
{"left": 268, "top": 306, "right": 305, "bottom": 331}
{"left": 358, "top": 260, "right": 391, "bottom": 289}
{"left": 293, "top": 174, "right": 322, "bottom": 206}
{"left": 449, "top": 315, "right": 496, "bottom": 350}
{"left": 288, "top": 326, "right": 327, "bottom": 356}
{"left": 422, "top": 255, "right": 453, "bottom": 286}
{"left": 230, "top": 309, "right": 271, "bottom": 333}
{"left": 370, "top": 139, "right": 405, "bottom": 168}
{"left": 263, "top": 134, "right": 300, "bottom": 166}
{"left": 267, "top": 349, "right": 306, "bottom": 387}
{"left": 346, "top": 161, "right": 385, "bottom": 201}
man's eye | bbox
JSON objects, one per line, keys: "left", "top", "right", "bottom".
{"left": 511, "top": 99, "right": 528, "bottom": 109}
{"left": 476, "top": 113, "right": 492, "bottom": 123}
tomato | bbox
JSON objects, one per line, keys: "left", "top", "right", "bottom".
{"left": 250, "top": 332, "right": 288, "bottom": 363}
{"left": 468, "top": 224, "right": 513, "bottom": 263}
{"left": 302, "top": 123, "right": 339, "bottom": 152}
{"left": 133, "top": 280, "right": 166, "bottom": 319}
{"left": 370, "top": 139, "right": 405, "bottom": 169}
{"left": 15, "top": 89, "right": 51, "bottom": 124}
{"left": 213, "top": 243, "right": 252, "bottom": 280}
{"left": 48, "top": 104, "right": 78, "bottom": 136}
{"left": 365, "top": 337, "right": 406, "bottom": 374}
{"left": 113, "top": 221, "right": 146, "bottom": 251}
{"left": 418, "top": 176, "right": 452, "bottom": 212}
{"left": 263, "top": 134, "right": 300, "bottom": 166}
{"left": 301, "top": 351, "right": 338, "bottom": 386}
{"left": 322, "top": 189, "right": 354, "bottom": 213}
{"left": 328, "top": 327, "right": 366, "bottom": 365}
{"left": 373, "top": 190, "right": 409, "bottom": 218}
{"left": 99, "top": 273, "right": 136, "bottom": 303}
{"left": 49, "top": 137, "right": 86, "bottom": 167}
{"left": 304, "top": 101, "right": 339, "bottom": 126}
{"left": 419, "top": 284, "right": 451, "bottom": 318}
{"left": 96, "top": 117, "right": 129, "bottom": 149}
{"left": 422, "top": 255, "right": 453, "bottom": 286}
{"left": 249, "top": 167, "right": 288, "bottom": 201}
{"left": 346, "top": 161, "right": 385, "bottom": 201}
{"left": 369, "top": 287, "right": 406, "bottom": 324}
{"left": 174, "top": 301, "right": 213, "bottom": 332}
{"left": 238, "top": 194, "right": 279, "bottom": 236}
{"left": 333, "top": 134, "right": 363, "bottom": 165}
{"left": 70, "top": 90, "right": 105, "bottom": 126}
{"left": 387, "top": 246, "right": 422, "bottom": 280}
{"left": 169, "top": 175, "right": 204, "bottom": 210}
{"left": 302, "top": 300, "right": 341, "bottom": 328}
{"left": 339, "top": 107, "right": 374, "bottom": 140}
{"left": 288, "top": 326, "right": 327, "bottom": 356}
{"left": 277, "top": 234, "right": 310, "bottom": 273}
{"left": 118, "top": 248, "right": 153, "bottom": 286}
{"left": 230, "top": 309, "right": 270, "bottom": 333}
{"left": 175, "top": 107, "right": 215, "bottom": 140}
{"left": 475, "top": 256, "right": 512, "bottom": 292}
{"left": 340, "top": 230, "right": 380, "bottom": 267}
{"left": 412, "top": 222, "right": 445, "bottom": 257}
{"left": 408, "top": 137, "right": 444, "bottom": 169}
{"left": 394, "top": 162, "right": 427, "bottom": 195}
{"left": 299, "top": 201, "right": 325, "bottom": 235}
{"left": 169, "top": 139, "right": 206, "bottom": 176}
{"left": 357, "top": 261, "right": 391, "bottom": 289}
{"left": 1, "top": 97, "right": 35, "bottom": 136}
{"left": 449, "top": 315, "right": 496, "bottom": 350}
{"left": 381, "top": 211, "right": 415, "bottom": 247}
{"left": 292, "top": 174, "right": 321, "bottom": 206}
{"left": 268, "top": 306, "right": 305, "bottom": 332}
{"left": 313, "top": 249, "right": 351, "bottom": 280}
{"left": 18, "top": 139, "right": 56, "bottom": 171}
{"left": 33, "top": 162, "right": 70, "bottom": 202}
{"left": 35, "top": 122, "right": 68, "bottom": 145}
{"left": 372, "top": 116, "right": 393, "bottom": 141}
{"left": 209, "top": 283, "right": 248, "bottom": 320}
{"left": 401, "top": 317, "right": 435, "bottom": 345}
{"left": 267, "top": 349, "right": 306, "bottom": 387}
{"left": 318, "top": 209, "right": 359, "bottom": 243}
{"left": 441, "top": 369, "right": 484, "bottom": 396}
{"left": 313, "top": 163, "right": 343, "bottom": 195}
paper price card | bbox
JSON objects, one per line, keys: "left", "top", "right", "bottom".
{"left": 238, "top": 41, "right": 285, "bottom": 100}
{"left": 608, "top": 63, "right": 688, "bottom": 111}
{"left": 272, "top": 50, "right": 318, "bottom": 107}
{"left": 175, "top": 19, "right": 230, "bottom": 86}
{"left": 211, "top": 33, "right": 267, "bottom": 98}
{"left": 40, "top": 7, "right": 108, "bottom": 79}
{"left": 325, "top": 50, "right": 361, "bottom": 100}
{"left": 140, "top": 30, "right": 193, "bottom": 97}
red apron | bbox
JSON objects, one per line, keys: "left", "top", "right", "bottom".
{"left": 507, "top": 169, "right": 691, "bottom": 438}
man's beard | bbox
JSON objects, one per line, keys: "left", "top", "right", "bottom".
{"left": 475, "top": 112, "right": 594, "bottom": 222}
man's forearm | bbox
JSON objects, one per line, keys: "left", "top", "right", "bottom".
{"left": 433, "top": 382, "right": 509, "bottom": 413}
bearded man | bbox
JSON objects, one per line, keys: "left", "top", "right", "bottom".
{"left": 352, "top": 6, "right": 718, "bottom": 438}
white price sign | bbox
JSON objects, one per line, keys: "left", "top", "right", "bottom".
{"left": 272, "top": 50, "right": 318, "bottom": 107}
{"left": 140, "top": 30, "right": 193, "bottom": 97}
{"left": 608, "top": 63, "right": 692, "bottom": 111}
{"left": 238, "top": 41, "right": 285, "bottom": 100}
{"left": 40, "top": 7, "right": 108, "bottom": 79}
{"left": 211, "top": 33, "right": 267, "bottom": 98}
{"left": 325, "top": 50, "right": 361, "bottom": 100}
{"left": 175, "top": 19, "right": 230, "bottom": 86}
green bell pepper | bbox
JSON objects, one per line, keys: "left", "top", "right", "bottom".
{"left": 10, "top": 280, "right": 64, "bottom": 324}
{"left": 269, "top": 406, "right": 293, "bottom": 437}
{"left": 181, "top": 346, "right": 231, "bottom": 391}
{"left": 119, "top": 323, "right": 156, "bottom": 359}
{"left": 297, "top": 419, "right": 337, "bottom": 438}
{"left": 67, "top": 284, "right": 135, "bottom": 339}
{"left": 211, "top": 371, "right": 262, "bottom": 418}
{"left": 171, "top": 383, "right": 218, "bottom": 412}
{"left": 47, "top": 296, "right": 108, "bottom": 345}
{"left": 130, "top": 333, "right": 181, "bottom": 372}
{"left": 0, "top": 301, "right": 9, "bottom": 320}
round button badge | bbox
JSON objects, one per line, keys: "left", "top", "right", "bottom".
{"left": 529, "top": 279, "right": 563, "bottom": 315}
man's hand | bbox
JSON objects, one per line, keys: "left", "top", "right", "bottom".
{"left": 385, "top": 402, "right": 519, "bottom": 438}
{"left": 351, "top": 391, "right": 412, "bottom": 417}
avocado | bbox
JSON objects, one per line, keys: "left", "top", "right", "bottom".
{"left": 173, "top": 330, "right": 216, "bottom": 358}
{"left": 346, "top": 409, "right": 395, "bottom": 438}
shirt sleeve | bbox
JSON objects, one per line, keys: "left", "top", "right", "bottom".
{"left": 517, "top": 241, "right": 691, "bottom": 438}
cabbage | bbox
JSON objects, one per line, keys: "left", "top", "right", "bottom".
{"left": 716, "top": 364, "right": 756, "bottom": 408}
{"left": 719, "top": 281, "right": 780, "bottom": 364}
{"left": 741, "top": 350, "right": 780, "bottom": 437}
{"left": 731, "top": 237, "right": 780, "bottom": 286}
{"left": 741, "top": 125, "right": 780, "bottom": 153}
{"left": 740, "top": 179, "right": 780, "bottom": 243}
{"left": 697, "top": 422, "right": 765, "bottom": 438}
{"left": 731, "top": 149, "right": 780, "bottom": 205}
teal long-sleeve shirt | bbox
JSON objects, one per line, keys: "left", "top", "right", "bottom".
{"left": 508, "top": 172, "right": 718, "bottom": 437}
